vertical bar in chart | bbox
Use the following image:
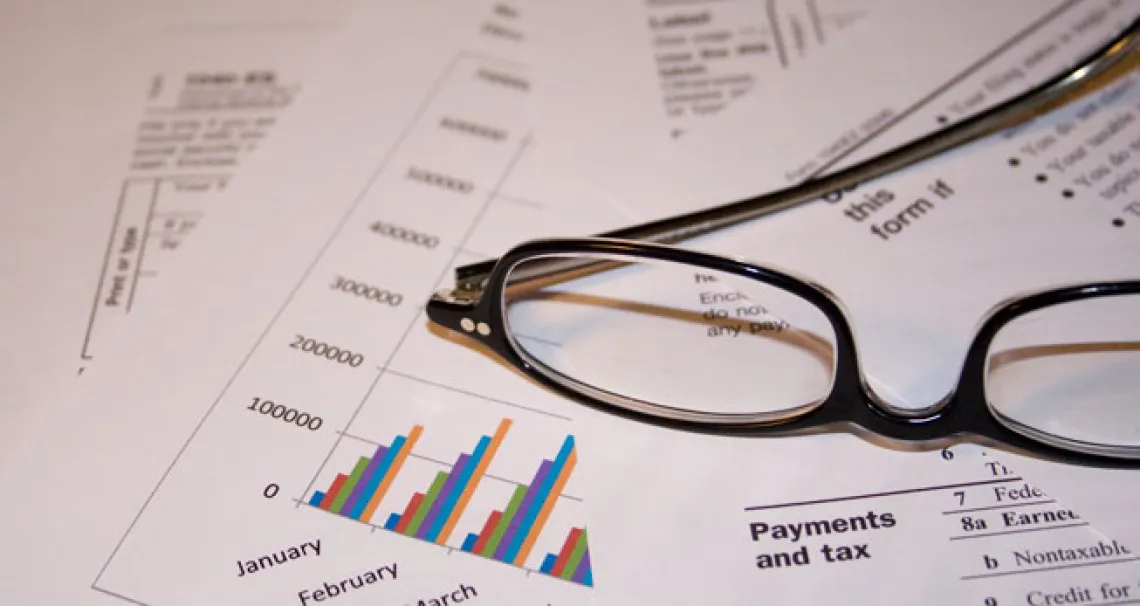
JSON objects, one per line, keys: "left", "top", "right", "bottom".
{"left": 392, "top": 493, "right": 425, "bottom": 533}
{"left": 516, "top": 447, "right": 577, "bottom": 566}
{"left": 315, "top": 474, "right": 348, "bottom": 510}
{"left": 307, "top": 425, "right": 423, "bottom": 521}
{"left": 550, "top": 527, "right": 584, "bottom": 577}
{"left": 433, "top": 419, "right": 511, "bottom": 544}
{"left": 504, "top": 435, "right": 577, "bottom": 565}
{"left": 361, "top": 426, "right": 422, "bottom": 523}
{"left": 329, "top": 457, "right": 370, "bottom": 514}
{"left": 559, "top": 529, "right": 589, "bottom": 582}
{"left": 341, "top": 445, "right": 389, "bottom": 516}
{"left": 415, "top": 456, "right": 469, "bottom": 538}
{"left": 492, "top": 460, "right": 552, "bottom": 560}
{"left": 403, "top": 471, "right": 449, "bottom": 537}
{"left": 307, "top": 419, "right": 591, "bottom": 585}
{"left": 572, "top": 549, "right": 593, "bottom": 586}
{"left": 539, "top": 527, "right": 592, "bottom": 585}
{"left": 464, "top": 509, "right": 505, "bottom": 554}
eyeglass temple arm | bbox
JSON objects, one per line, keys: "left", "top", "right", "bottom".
{"left": 451, "top": 16, "right": 1140, "bottom": 295}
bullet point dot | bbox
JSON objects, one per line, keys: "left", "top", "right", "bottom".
{"left": 1036, "top": 174, "right": 1048, "bottom": 183}
{"left": 1062, "top": 189, "right": 1074, "bottom": 198}
{"left": 1008, "top": 157, "right": 1020, "bottom": 167}
{"left": 1113, "top": 218, "right": 1126, "bottom": 227}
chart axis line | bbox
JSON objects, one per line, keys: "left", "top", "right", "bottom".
{"left": 91, "top": 50, "right": 471, "bottom": 589}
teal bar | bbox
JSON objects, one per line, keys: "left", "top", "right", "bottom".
{"left": 501, "top": 435, "right": 574, "bottom": 563}
{"left": 348, "top": 435, "right": 406, "bottom": 520}
{"left": 424, "top": 435, "right": 491, "bottom": 541}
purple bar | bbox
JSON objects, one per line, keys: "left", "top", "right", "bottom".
{"left": 493, "top": 459, "right": 552, "bottom": 560}
{"left": 340, "top": 444, "right": 389, "bottom": 517}
{"left": 416, "top": 453, "right": 470, "bottom": 539}
{"left": 572, "top": 548, "right": 591, "bottom": 583}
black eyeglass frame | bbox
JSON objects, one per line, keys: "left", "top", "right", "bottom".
{"left": 425, "top": 18, "right": 1140, "bottom": 468}
{"left": 427, "top": 237, "right": 1140, "bottom": 468}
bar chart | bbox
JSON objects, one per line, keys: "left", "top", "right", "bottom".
{"left": 307, "top": 417, "right": 593, "bottom": 586}
{"left": 90, "top": 47, "right": 598, "bottom": 604}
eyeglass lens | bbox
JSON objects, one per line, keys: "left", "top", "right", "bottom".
{"left": 501, "top": 253, "right": 1140, "bottom": 454}
{"left": 501, "top": 253, "right": 838, "bottom": 419}
{"left": 984, "top": 293, "right": 1140, "bottom": 451}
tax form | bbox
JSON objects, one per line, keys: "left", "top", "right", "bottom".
{"left": 631, "top": 0, "right": 872, "bottom": 135}
{"left": 0, "top": 0, "right": 353, "bottom": 464}
{"left": 531, "top": 0, "right": 1132, "bottom": 218}
{"left": 526, "top": 0, "right": 1140, "bottom": 590}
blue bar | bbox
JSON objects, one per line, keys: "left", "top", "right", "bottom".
{"left": 384, "top": 514, "right": 401, "bottom": 530}
{"left": 308, "top": 491, "right": 326, "bottom": 507}
{"left": 539, "top": 553, "right": 557, "bottom": 574}
{"left": 348, "top": 435, "right": 407, "bottom": 520}
{"left": 424, "top": 436, "right": 491, "bottom": 542}
{"left": 501, "top": 435, "right": 575, "bottom": 563}
{"left": 461, "top": 533, "right": 479, "bottom": 552}
{"left": 581, "top": 568, "right": 593, "bottom": 587}
{"left": 417, "top": 453, "right": 469, "bottom": 539}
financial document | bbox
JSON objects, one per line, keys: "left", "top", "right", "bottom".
{"left": 529, "top": 0, "right": 1140, "bottom": 575}
{"left": 0, "top": 1, "right": 626, "bottom": 604}
{"left": 78, "top": 54, "right": 302, "bottom": 366}
{"left": 636, "top": 0, "right": 870, "bottom": 135}
{"left": 2, "top": 2, "right": 1136, "bottom": 605}
{"left": 566, "top": 424, "right": 1140, "bottom": 604}
{"left": 532, "top": 0, "right": 1132, "bottom": 219}
{"left": 0, "top": 1, "right": 351, "bottom": 465}
{"left": 0, "top": 0, "right": 886, "bottom": 602}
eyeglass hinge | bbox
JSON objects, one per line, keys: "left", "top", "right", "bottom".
{"left": 431, "top": 272, "right": 487, "bottom": 306}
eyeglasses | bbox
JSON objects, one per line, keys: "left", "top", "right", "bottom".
{"left": 426, "top": 18, "right": 1140, "bottom": 467}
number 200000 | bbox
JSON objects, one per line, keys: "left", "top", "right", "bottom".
{"left": 290, "top": 334, "right": 364, "bottom": 367}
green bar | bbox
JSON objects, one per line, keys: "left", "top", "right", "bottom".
{"left": 331, "top": 457, "right": 371, "bottom": 514}
{"left": 480, "top": 484, "right": 528, "bottom": 558}
{"left": 559, "top": 529, "right": 589, "bottom": 580}
{"left": 404, "top": 471, "right": 448, "bottom": 537}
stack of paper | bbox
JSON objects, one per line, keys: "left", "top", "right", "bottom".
{"left": 2, "top": 1, "right": 1138, "bottom": 604}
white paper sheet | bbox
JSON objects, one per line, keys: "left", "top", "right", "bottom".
{"left": 532, "top": 0, "right": 1132, "bottom": 222}
{"left": 527, "top": 0, "right": 1140, "bottom": 571}
{"left": 4, "top": 2, "right": 1136, "bottom": 604}
{"left": 630, "top": 0, "right": 873, "bottom": 136}
{"left": 0, "top": 0, "right": 859, "bottom": 599}
{"left": 0, "top": 0, "right": 354, "bottom": 466}
{"left": 0, "top": 1, "right": 625, "bottom": 603}
{"left": 571, "top": 422, "right": 1140, "bottom": 604}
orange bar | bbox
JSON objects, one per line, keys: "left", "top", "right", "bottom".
{"left": 318, "top": 474, "right": 349, "bottom": 510}
{"left": 360, "top": 425, "right": 424, "bottom": 524}
{"left": 436, "top": 418, "right": 512, "bottom": 544}
{"left": 513, "top": 447, "right": 577, "bottom": 566}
